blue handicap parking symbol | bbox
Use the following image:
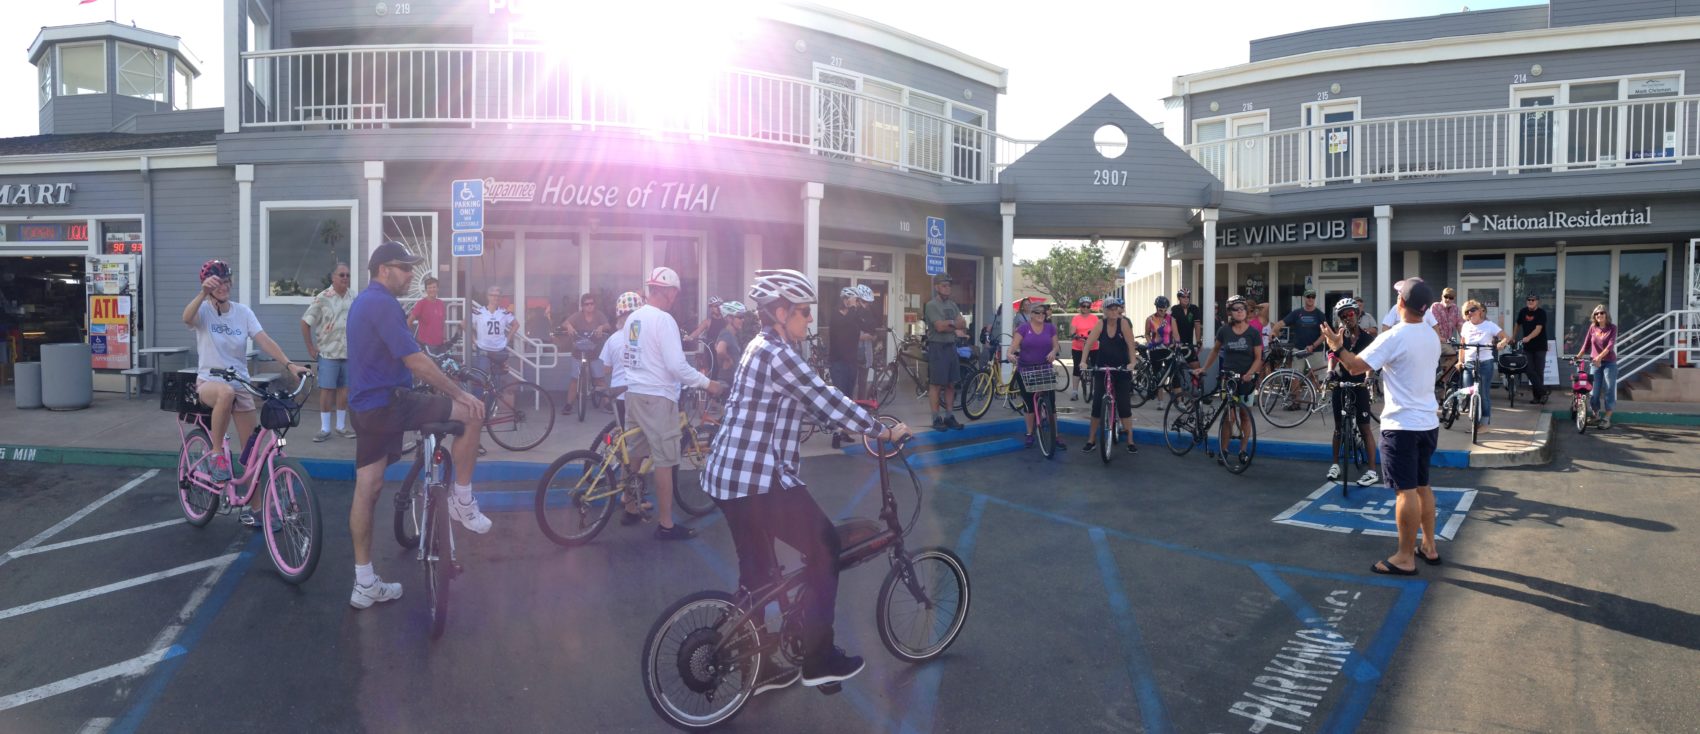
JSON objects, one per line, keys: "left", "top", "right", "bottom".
{"left": 1273, "top": 482, "right": 1477, "bottom": 540}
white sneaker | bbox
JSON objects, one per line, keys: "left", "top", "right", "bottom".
{"left": 449, "top": 496, "right": 493, "bottom": 534}
{"left": 1357, "top": 470, "right": 1380, "bottom": 486}
{"left": 1326, "top": 463, "right": 1342, "bottom": 481}
{"left": 350, "top": 578, "right": 403, "bottom": 609}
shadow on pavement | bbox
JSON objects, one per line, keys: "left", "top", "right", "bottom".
{"left": 1446, "top": 562, "right": 1700, "bottom": 653}
{"left": 1465, "top": 484, "right": 1677, "bottom": 533}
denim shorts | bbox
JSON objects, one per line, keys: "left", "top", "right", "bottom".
{"left": 317, "top": 358, "right": 348, "bottom": 389}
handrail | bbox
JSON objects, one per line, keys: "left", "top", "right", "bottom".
{"left": 238, "top": 45, "right": 1034, "bottom": 184}
{"left": 1613, "top": 309, "right": 1700, "bottom": 387}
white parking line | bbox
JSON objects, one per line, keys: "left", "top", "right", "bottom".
{"left": 6, "top": 520, "right": 183, "bottom": 560}
{"left": 0, "top": 647, "right": 181, "bottom": 711}
{"left": 0, "top": 469, "right": 160, "bottom": 572}
{"left": 0, "top": 554, "right": 237, "bottom": 623}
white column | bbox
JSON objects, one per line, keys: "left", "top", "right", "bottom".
{"left": 515, "top": 231, "right": 527, "bottom": 342}
{"left": 1376, "top": 205, "right": 1394, "bottom": 320}
{"left": 1202, "top": 208, "right": 1219, "bottom": 348}
{"left": 742, "top": 233, "right": 762, "bottom": 304}
{"left": 223, "top": 0, "right": 241, "bottom": 134}
{"left": 1161, "top": 245, "right": 1173, "bottom": 298}
{"left": 236, "top": 164, "right": 255, "bottom": 305}
{"left": 802, "top": 182, "right": 824, "bottom": 288}
{"left": 364, "top": 161, "right": 385, "bottom": 289}
{"left": 1000, "top": 202, "right": 1017, "bottom": 354}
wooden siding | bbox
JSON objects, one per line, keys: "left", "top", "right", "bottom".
{"left": 1250, "top": 6, "right": 1551, "bottom": 62}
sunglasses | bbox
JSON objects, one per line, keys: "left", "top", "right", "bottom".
{"left": 1305, "top": 294, "right": 1316, "bottom": 298}
{"left": 581, "top": 301, "right": 596, "bottom": 307}
{"left": 1526, "top": 298, "right": 1538, "bottom": 302}
{"left": 1443, "top": 295, "right": 1455, "bottom": 300}
{"left": 335, "top": 272, "right": 351, "bottom": 279}
{"left": 1466, "top": 307, "right": 1481, "bottom": 314}
{"left": 1229, "top": 306, "right": 1247, "bottom": 312}
{"left": 794, "top": 305, "right": 812, "bottom": 318}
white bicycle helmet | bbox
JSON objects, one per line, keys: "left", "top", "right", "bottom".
{"left": 853, "top": 284, "right": 875, "bottom": 302}
{"left": 645, "top": 266, "right": 680, "bottom": 290}
{"left": 718, "top": 300, "right": 748, "bottom": 318}
{"left": 1333, "top": 296, "right": 1361, "bottom": 320}
{"left": 840, "top": 286, "right": 859, "bottom": 301}
{"left": 749, "top": 269, "right": 817, "bottom": 308}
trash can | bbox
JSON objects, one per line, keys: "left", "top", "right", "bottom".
{"left": 14, "top": 361, "right": 42, "bottom": 409}
{"left": 41, "top": 342, "right": 93, "bottom": 411}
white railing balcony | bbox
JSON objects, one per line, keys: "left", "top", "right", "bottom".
{"left": 1187, "top": 95, "right": 1700, "bottom": 192}
{"left": 239, "top": 45, "right": 1036, "bottom": 184}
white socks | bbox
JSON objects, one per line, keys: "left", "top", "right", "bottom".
{"left": 321, "top": 412, "right": 332, "bottom": 432}
{"left": 355, "top": 563, "right": 377, "bottom": 586}
{"left": 336, "top": 410, "right": 348, "bottom": 431}
{"left": 454, "top": 482, "right": 473, "bottom": 503}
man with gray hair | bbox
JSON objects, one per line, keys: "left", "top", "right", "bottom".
{"left": 302, "top": 261, "right": 356, "bottom": 441}
{"left": 1322, "top": 277, "right": 1442, "bottom": 576}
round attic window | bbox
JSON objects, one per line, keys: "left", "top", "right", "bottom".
{"left": 1093, "top": 124, "right": 1128, "bottom": 159}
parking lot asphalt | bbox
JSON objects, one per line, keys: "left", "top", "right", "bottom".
{"left": 0, "top": 423, "right": 1695, "bottom": 733}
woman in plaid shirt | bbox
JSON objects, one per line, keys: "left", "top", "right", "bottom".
{"left": 704, "top": 269, "right": 911, "bottom": 692}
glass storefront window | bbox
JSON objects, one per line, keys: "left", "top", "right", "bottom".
{"left": 588, "top": 233, "right": 643, "bottom": 326}
{"left": 1276, "top": 260, "right": 1311, "bottom": 317}
{"left": 1562, "top": 252, "right": 1611, "bottom": 355}
{"left": 1463, "top": 254, "right": 1506, "bottom": 271}
{"left": 265, "top": 207, "right": 353, "bottom": 301}
{"left": 657, "top": 235, "right": 703, "bottom": 330}
{"left": 1618, "top": 249, "right": 1668, "bottom": 337}
{"left": 1513, "top": 253, "right": 1556, "bottom": 307}
{"left": 821, "top": 248, "right": 893, "bottom": 273}
{"left": 524, "top": 234, "right": 582, "bottom": 341}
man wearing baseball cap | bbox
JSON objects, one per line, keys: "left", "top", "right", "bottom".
{"left": 1322, "top": 277, "right": 1442, "bottom": 577}
{"left": 923, "top": 273, "right": 968, "bottom": 431}
{"left": 1380, "top": 280, "right": 1438, "bottom": 333}
{"left": 623, "top": 266, "right": 727, "bottom": 540}
{"left": 345, "top": 242, "right": 491, "bottom": 609}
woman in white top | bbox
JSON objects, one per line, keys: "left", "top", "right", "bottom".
{"left": 1456, "top": 298, "right": 1510, "bottom": 424}
{"left": 181, "top": 260, "right": 310, "bottom": 525}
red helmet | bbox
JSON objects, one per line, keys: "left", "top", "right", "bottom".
{"left": 199, "top": 259, "right": 231, "bottom": 282}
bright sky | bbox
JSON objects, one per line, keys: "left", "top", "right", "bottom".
{"left": 0, "top": 0, "right": 1534, "bottom": 260}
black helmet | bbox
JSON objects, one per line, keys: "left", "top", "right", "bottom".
{"left": 1154, "top": 295, "right": 1171, "bottom": 310}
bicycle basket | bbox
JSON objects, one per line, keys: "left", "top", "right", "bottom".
{"left": 260, "top": 396, "right": 301, "bottom": 431}
{"left": 160, "top": 370, "right": 211, "bottom": 418}
{"left": 1018, "top": 364, "right": 1060, "bottom": 392}
{"left": 1496, "top": 351, "right": 1529, "bottom": 374}
{"left": 1571, "top": 370, "right": 1592, "bottom": 394}
{"left": 574, "top": 336, "right": 596, "bottom": 354}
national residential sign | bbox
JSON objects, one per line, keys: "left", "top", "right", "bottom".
{"left": 1457, "top": 207, "right": 1653, "bottom": 234}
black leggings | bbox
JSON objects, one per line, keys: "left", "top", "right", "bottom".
{"left": 716, "top": 487, "right": 841, "bottom": 668}
{"left": 1089, "top": 370, "right": 1133, "bottom": 420}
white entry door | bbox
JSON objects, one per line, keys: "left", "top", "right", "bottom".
{"left": 1460, "top": 277, "right": 1506, "bottom": 326}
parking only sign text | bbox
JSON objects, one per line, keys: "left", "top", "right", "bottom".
{"left": 925, "top": 216, "right": 946, "bottom": 275}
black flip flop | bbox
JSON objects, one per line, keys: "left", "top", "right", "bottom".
{"left": 1415, "top": 545, "right": 1443, "bottom": 566}
{"left": 1372, "top": 559, "right": 1419, "bottom": 576}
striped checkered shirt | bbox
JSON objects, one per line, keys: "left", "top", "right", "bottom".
{"left": 704, "top": 327, "right": 881, "bottom": 501}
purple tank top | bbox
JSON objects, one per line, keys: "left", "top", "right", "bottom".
{"left": 1016, "top": 321, "right": 1057, "bottom": 366}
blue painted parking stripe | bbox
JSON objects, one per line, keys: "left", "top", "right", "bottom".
{"left": 898, "top": 493, "right": 987, "bottom": 734}
{"left": 840, "top": 419, "right": 1026, "bottom": 456}
{"left": 110, "top": 534, "right": 263, "bottom": 734}
{"left": 1090, "top": 528, "right": 1173, "bottom": 734}
{"left": 1321, "top": 581, "right": 1427, "bottom": 734}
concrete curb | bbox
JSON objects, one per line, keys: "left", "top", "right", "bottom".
{"left": 1471, "top": 412, "right": 1553, "bottom": 468}
{"left": 1549, "top": 409, "right": 1700, "bottom": 427}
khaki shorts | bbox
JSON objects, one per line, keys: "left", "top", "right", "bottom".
{"left": 626, "top": 392, "right": 682, "bottom": 468}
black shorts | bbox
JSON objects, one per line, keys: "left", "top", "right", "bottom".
{"left": 1332, "top": 384, "right": 1372, "bottom": 425}
{"left": 350, "top": 388, "right": 454, "bottom": 468}
{"left": 1089, "top": 370, "right": 1133, "bottom": 420}
{"left": 1380, "top": 429, "right": 1439, "bottom": 491}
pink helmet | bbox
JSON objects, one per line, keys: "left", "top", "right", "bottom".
{"left": 199, "top": 259, "right": 231, "bottom": 282}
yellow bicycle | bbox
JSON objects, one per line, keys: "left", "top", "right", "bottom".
{"left": 534, "top": 395, "right": 719, "bottom": 547}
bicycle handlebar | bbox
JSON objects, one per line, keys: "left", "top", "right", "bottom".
{"left": 208, "top": 366, "right": 316, "bottom": 401}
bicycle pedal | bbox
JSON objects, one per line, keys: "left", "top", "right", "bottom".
{"left": 817, "top": 683, "right": 843, "bottom": 696}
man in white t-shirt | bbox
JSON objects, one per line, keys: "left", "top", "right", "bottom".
{"left": 1379, "top": 280, "right": 1438, "bottom": 332}
{"left": 1323, "top": 277, "right": 1441, "bottom": 577}
{"left": 622, "top": 267, "right": 725, "bottom": 540}
{"left": 468, "top": 285, "right": 516, "bottom": 382}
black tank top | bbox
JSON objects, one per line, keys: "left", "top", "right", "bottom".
{"left": 1094, "top": 317, "right": 1132, "bottom": 366}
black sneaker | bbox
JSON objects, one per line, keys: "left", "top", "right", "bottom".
{"left": 1126, "top": 442, "right": 1139, "bottom": 455}
{"left": 1080, "top": 442, "right": 1096, "bottom": 453}
{"left": 654, "top": 523, "right": 697, "bottom": 541}
{"left": 802, "top": 648, "right": 865, "bottom": 687}
{"left": 931, "top": 417, "right": 948, "bottom": 433}
{"left": 754, "top": 660, "right": 802, "bottom": 696}
{"left": 946, "top": 415, "right": 964, "bottom": 430}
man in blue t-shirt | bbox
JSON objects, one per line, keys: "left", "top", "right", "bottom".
{"left": 345, "top": 242, "right": 489, "bottom": 610}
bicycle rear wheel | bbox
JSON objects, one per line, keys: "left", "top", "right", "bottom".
{"left": 177, "top": 427, "right": 220, "bottom": 527}
{"left": 872, "top": 363, "right": 898, "bottom": 408}
{"left": 961, "top": 369, "right": 994, "bottom": 420}
{"left": 1126, "top": 366, "right": 1154, "bottom": 409}
{"left": 426, "top": 480, "right": 451, "bottom": 640}
{"left": 1162, "top": 394, "right": 1196, "bottom": 456}
{"left": 1258, "top": 370, "right": 1317, "bottom": 428}
{"left": 1051, "top": 358, "right": 1072, "bottom": 393}
{"left": 877, "top": 547, "right": 971, "bottom": 662}
{"left": 1220, "top": 403, "right": 1257, "bottom": 474}
{"left": 642, "top": 590, "right": 760, "bottom": 731}
{"left": 535, "top": 450, "right": 618, "bottom": 547}
{"left": 394, "top": 453, "right": 424, "bottom": 549}
{"left": 1035, "top": 394, "right": 1056, "bottom": 459}
{"left": 264, "top": 457, "right": 322, "bottom": 584}
{"left": 485, "top": 380, "right": 555, "bottom": 452}
{"left": 577, "top": 380, "right": 589, "bottom": 423}
{"left": 1100, "top": 396, "right": 1115, "bottom": 465}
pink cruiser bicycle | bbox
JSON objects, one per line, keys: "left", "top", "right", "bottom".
{"left": 164, "top": 368, "right": 323, "bottom": 584}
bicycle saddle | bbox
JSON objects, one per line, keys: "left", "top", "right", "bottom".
{"left": 420, "top": 421, "right": 466, "bottom": 437}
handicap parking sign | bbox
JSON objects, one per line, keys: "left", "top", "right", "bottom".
{"left": 1273, "top": 483, "right": 1477, "bottom": 540}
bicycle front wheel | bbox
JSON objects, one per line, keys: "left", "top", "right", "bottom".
{"left": 177, "top": 427, "right": 219, "bottom": 527}
{"left": 1163, "top": 394, "right": 1196, "bottom": 456}
{"left": 1470, "top": 393, "right": 1482, "bottom": 445}
{"left": 535, "top": 450, "right": 618, "bottom": 547}
{"left": 394, "top": 454, "right": 424, "bottom": 550}
{"left": 264, "top": 457, "right": 322, "bottom": 584}
{"left": 642, "top": 590, "right": 760, "bottom": 731}
{"left": 1574, "top": 397, "right": 1589, "bottom": 434}
{"left": 961, "top": 369, "right": 994, "bottom": 420}
{"left": 1036, "top": 394, "right": 1057, "bottom": 459}
{"left": 486, "top": 381, "right": 555, "bottom": 452}
{"left": 1127, "top": 366, "right": 1153, "bottom": 410}
{"left": 877, "top": 547, "right": 971, "bottom": 662}
{"left": 1051, "top": 358, "right": 1072, "bottom": 393}
{"left": 674, "top": 429, "right": 717, "bottom": 518}
{"left": 1258, "top": 370, "right": 1316, "bottom": 428}
{"left": 426, "top": 482, "right": 451, "bottom": 640}
{"left": 1220, "top": 403, "right": 1257, "bottom": 474}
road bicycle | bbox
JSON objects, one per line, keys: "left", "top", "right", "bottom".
{"left": 1085, "top": 365, "right": 1135, "bottom": 465}
{"left": 416, "top": 337, "right": 555, "bottom": 452}
{"left": 1438, "top": 342, "right": 1491, "bottom": 445}
{"left": 1569, "top": 357, "right": 1600, "bottom": 434}
{"left": 1018, "top": 363, "right": 1062, "bottom": 458}
{"left": 1326, "top": 368, "right": 1374, "bottom": 498}
{"left": 168, "top": 368, "right": 322, "bottom": 584}
{"left": 1256, "top": 351, "right": 1332, "bottom": 429}
{"left": 557, "top": 329, "right": 610, "bottom": 423}
{"left": 387, "top": 419, "right": 467, "bottom": 639}
{"left": 640, "top": 418, "right": 970, "bottom": 730}
{"left": 1163, "top": 369, "right": 1258, "bottom": 474}
{"left": 867, "top": 328, "right": 930, "bottom": 406}
{"left": 1129, "top": 341, "right": 1196, "bottom": 409}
